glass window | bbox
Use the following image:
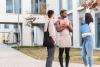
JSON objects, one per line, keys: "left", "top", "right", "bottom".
{"left": 79, "top": 9, "right": 86, "bottom": 24}
{"left": 31, "top": 0, "right": 46, "bottom": 14}
{"left": 78, "top": 9, "right": 86, "bottom": 46}
{"left": 39, "top": 0, "right": 46, "bottom": 15}
{"left": 14, "top": 24, "right": 18, "bottom": 28}
{"left": 67, "top": 0, "right": 73, "bottom": 10}
{"left": 68, "top": 13, "right": 73, "bottom": 22}
{"left": 68, "top": 13, "right": 73, "bottom": 46}
{"left": 4, "top": 24, "right": 9, "bottom": 29}
{"left": 6, "top": 0, "right": 21, "bottom": 14}
{"left": 14, "top": 0, "right": 21, "bottom": 14}
{"left": 31, "top": 0, "right": 38, "bottom": 14}
{"left": 0, "top": 24, "right": 1, "bottom": 29}
{"left": 95, "top": 13, "right": 100, "bottom": 48}
{"left": 6, "top": 0, "right": 13, "bottom": 13}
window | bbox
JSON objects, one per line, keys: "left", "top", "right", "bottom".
{"left": 4, "top": 24, "right": 9, "bottom": 29}
{"left": 39, "top": 0, "right": 46, "bottom": 14}
{"left": 14, "top": 24, "right": 18, "bottom": 28}
{"left": 31, "top": 0, "right": 46, "bottom": 14}
{"left": 68, "top": 13, "right": 73, "bottom": 45}
{"left": 68, "top": 13, "right": 73, "bottom": 22}
{"left": 95, "top": 13, "right": 100, "bottom": 48}
{"left": 6, "top": 0, "right": 13, "bottom": 13}
{"left": 6, "top": 0, "right": 21, "bottom": 14}
{"left": 14, "top": 0, "right": 21, "bottom": 13}
{"left": 0, "top": 24, "right": 1, "bottom": 29}
{"left": 31, "top": 0, "right": 38, "bottom": 14}
{"left": 78, "top": 9, "right": 86, "bottom": 46}
{"left": 79, "top": 9, "right": 86, "bottom": 24}
{"left": 67, "top": 0, "right": 73, "bottom": 10}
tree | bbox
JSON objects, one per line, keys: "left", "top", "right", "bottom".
{"left": 81, "top": 0, "right": 100, "bottom": 9}
{"left": 25, "top": 15, "right": 37, "bottom": 27}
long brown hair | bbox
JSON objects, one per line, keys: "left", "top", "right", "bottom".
{"left": 85, "top": 13, "right": 93, "bottom": 24}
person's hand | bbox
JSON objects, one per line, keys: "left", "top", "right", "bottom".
{"left": 51, "top": 37, "right": 56, "bottom": 44}
{"left": 61, "top": 23, "right": 68, "bottom": 28}
{"left": 67, "top": 22, "right": 73, "bottom": 32}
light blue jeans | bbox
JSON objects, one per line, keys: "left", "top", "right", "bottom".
{"left": 82, "top": 36, "right": 93, "bottom": 67}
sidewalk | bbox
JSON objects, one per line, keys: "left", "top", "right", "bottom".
{"left": 0, "top": 44, "right": 100, "bottom": 67}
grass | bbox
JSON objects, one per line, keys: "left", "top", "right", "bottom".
{"left": 13, "top": 46, "right": 100, "bottom": 65}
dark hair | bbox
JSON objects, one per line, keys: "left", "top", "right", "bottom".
{"left": 60, "top": 9, "right": 67, "bottom": 15}
{"left": 85, "top": 13, "right": 93, "bottom": 24}
{"left": 47, "top": 10, "right": 54, "bottom": 18}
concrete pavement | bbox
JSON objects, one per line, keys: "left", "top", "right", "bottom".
{"left": 0, "top": 44, "right": 100, "bottom": 67}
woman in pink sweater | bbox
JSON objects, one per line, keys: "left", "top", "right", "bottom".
{"left": 56, "top": 10, "right": 73, "bottom": 67}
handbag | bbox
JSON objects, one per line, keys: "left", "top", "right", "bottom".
{"left": 43, "top": 22, "right": 54, "bottom": 47}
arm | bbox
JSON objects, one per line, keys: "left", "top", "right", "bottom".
{"left": 55, "top": 20, "right": 61, "bottom": 28}
{"left": 89, "top": 23, "right": 95, "bottom": 36}
{"left": 82, "top": 33, "right": 92, "bottom": 38}
{"left": 55, "top": 20, "right": 65, "bottom": 32}
{"left": 48, "top": 22, "right": 56, "bottom": 44}
{"left": 60, "top": 20, "right": 73, "bottom": 32}
{"left": 67, "top": 22, "right": 73, "bottom": 32}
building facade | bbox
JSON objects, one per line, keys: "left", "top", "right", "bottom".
{"left": 0, "top": 0, "right": 100, "bottom": 49}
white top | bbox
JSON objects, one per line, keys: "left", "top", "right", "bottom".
{"left": 82, "top": 22, "right": 95, "bottom": 38}
{"left": 44, "top": 19, "right": 56, "bottom": 44}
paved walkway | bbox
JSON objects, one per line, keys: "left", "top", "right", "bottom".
{"left": 0, "top": 44, "right": 100, "bottom": 67}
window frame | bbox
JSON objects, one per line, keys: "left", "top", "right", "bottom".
{"left": 67, "top": 0, "right": 73, "bottom": 10}
{"left": 6, "top": 0, "right": 21, "bottom": 14}
{"left": 4, "top": 24, "right": 9, "bottom": 29}
{"left": 31, "top": 0, "right": 46, "bottom": 14}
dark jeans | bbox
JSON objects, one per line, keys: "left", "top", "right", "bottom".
{"left": 46, "top": 47, "right": 55, "bottom": 67}
{"left": 59, "top": 48, "right": 70, "bottom": 67}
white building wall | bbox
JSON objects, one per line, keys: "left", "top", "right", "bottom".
{"left": 0, "top": 0, "right": 86, "bottom": 47}
{"left": 90, "top": 10, "right": 96, "bottom": 48}
{"left": 22, "top": 22, "right": 32, "bottom": 46}
{"left": 0, "top": 0, "right": 6, "bottom": 14}
{"left": 66, "top": 0, "right": 80, "bottom": 48}
{"left": 0, "top": 0, "right": 31, "bottom": 45}
{"left": 34, "top": 26, "right": 44, "bottom": 46}
{"left": 73, "top": 11, "right": 80, "bottom": 48}
{"left": 47, "top": 0, "right": 59, "bottom": 16}
{"left": 0, "top": 0, "right": 46, "bottom": 46}
{"left": 0, "top": 0, "right": 99, "bottom": 48}
{"left": 21, "top": 0, "right": 32, "bottom": 46}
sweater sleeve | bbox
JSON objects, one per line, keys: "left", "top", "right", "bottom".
{"left": 89, "top": 22, "right": 95, "bottom": 37}
{"left": 48, "top": 22, "right": 56, "bottom": 44}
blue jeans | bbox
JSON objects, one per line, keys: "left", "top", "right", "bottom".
{"left": 82, "top": 36, "right": 93, "bottom": 67}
